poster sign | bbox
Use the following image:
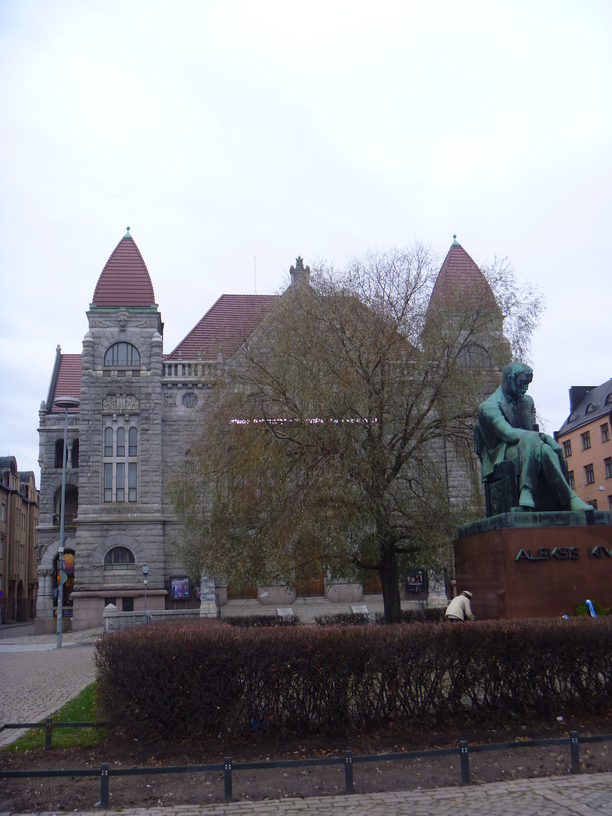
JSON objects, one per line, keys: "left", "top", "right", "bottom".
{"left": 171, "top": 578, "right": 190, "bottom": 599}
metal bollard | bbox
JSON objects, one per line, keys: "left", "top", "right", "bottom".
{"left": 460, "top": 741, "right": 470, "bottom": 784}
{"left": 45, "top": 718, "right": 53, "bottom": 750}
{"left": 224, "top": 756, "right": 232, "bottom": 802}
{"left": 344, "top": 750, "right": 354, "bottom": 794}
{"left": 570, "top": 731, "right": 580, "bottom": 774}
{"left": 100, "top": 763, "right": 110, "bottom": 809}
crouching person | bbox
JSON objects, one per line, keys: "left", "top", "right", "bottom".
{"left": 445, "top": 590, "right": 475, "bottom": 622}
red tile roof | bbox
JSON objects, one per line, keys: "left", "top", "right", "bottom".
{"left": 166, "top": 294, "right": 277, "bottom": 361}
{"left": 91, "top": 235, "right": 156, "bottom": 308}
{"left": 50, "top": 355, "right": 82, "bottom": 412}
{"left": 429, "top": 241, "right": 497, "bottom": 312}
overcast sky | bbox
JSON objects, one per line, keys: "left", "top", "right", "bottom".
{"left": 1, "top": 0, "right": 611, "bottom": 483}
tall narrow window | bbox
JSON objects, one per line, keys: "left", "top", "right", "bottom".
{"left": 116, "top": 463, "right": 125, "bottom": 502}
{"left": 104, "top": 428, "right": 113, "bottom": 457}
{"left": 54, "top": 439, "right": 65, "bottom": 469}
{"left": 128, "top": 463, "right": 137, "bottom": 502}
{"left": 71, "top": 439, "right": 79, "bottom": 468}
{"left": 568, "top": 470, "right": 575, "bottom": 489}
{"left": 605, "top": 458, "right": 612, "bottom": 479}
{"left": 585, "top": 463, "right": 595, "bottom": 485}
{"left": 129, "top": 427, "right": 138, "bottom": 457}
{"left": 582, "top": 431, "right": 591, "bottom": 450}
{"left": 602, "top": 424, "right": 610, "bottom": 443}
{"left": 563, "top": 440, "right": 572, "bottom": 458}
{"left": 116, "top": 427, "right": 125, "bottom": 457}
{"left": 104, "top": 463, "right": 113, "bottom": 502}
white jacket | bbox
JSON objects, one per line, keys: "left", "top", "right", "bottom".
{"left": 445, "top": 594, "right": 475, "bottom": 621}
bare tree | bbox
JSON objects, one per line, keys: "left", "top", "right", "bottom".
{"left": 172, "top": 245, "right": 543, "bottom": 622}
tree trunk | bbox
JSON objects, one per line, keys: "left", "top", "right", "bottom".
{"left": 379, "top": 551, "right": 402, "bottom": 623}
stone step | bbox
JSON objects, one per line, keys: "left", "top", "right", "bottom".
{"left": 219, "top": 594, "right": 431, "bottom": 623}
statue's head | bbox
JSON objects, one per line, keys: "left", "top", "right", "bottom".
{"left": 503, "top": 362, "right": 533, "bottom": 399}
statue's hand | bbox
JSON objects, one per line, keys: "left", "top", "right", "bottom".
{"left": 539, "top": 432, "right": 562, "bottom": 453}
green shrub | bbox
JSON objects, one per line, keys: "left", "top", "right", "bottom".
{"left": 575, "top": 600, "right": 610, "bottom": 617}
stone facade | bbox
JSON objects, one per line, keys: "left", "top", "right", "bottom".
{"left": 36, "top": 233, "right": 499, "bottom": 629}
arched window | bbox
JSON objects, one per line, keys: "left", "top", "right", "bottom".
{"left": 104, "top": 547, "right": 135, "bottom": 569}
{"left": 54, "top": 439, "right": 65, "bottom": 469}
{"left": 71, "top": 439, "right": 79, "bottom": 469}
{"left": 459, "top": 344, "right": 491, "bottom": 366}
{"left": 104, "top": 343, "right": 140, "bottom": 367}
{"left": 104, "top": 428, "right": 113, "bottom": 457}
{"left": 129, "top": 427, "right": 138, "bottom": 457}
{"left": 116, "top": 427, "right": 125, "bottom": 457}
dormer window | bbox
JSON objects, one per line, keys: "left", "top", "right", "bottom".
{"left": 104, "top": 343, "right": 140, "bottom": 367}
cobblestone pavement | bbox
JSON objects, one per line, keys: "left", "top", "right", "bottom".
{"left": 0, "top": 628, "right": 101, "bottom": 749}
{"left": 6, "top": 771, "right": 612, "bottom": 816}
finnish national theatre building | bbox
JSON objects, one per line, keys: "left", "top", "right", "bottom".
{"left": 36, "top": 231, "right": 494, "bottom": 631}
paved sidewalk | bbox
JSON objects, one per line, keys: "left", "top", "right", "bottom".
{"left": 0, "top": 628, "right": 102, "bottom": 749}
{"left": 7, "top": 771, "right": 612, "bottom": 815}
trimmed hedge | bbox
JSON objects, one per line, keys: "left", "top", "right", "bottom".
{"left": 315, "top": 612, "right": 371, "bottom": 626}
{"left": 95, "top": 618, "right": 612, "bottom": 739}
{"left": 375, "top": 608, "right": 446, "bottom": 625}
{"left": 224, "top": 614, "right": 301, "bottom": 627}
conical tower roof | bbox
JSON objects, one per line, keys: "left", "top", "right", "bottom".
{"left": 429, "top": 236, "right": 497, "bottom": 312}
{"left": 91, "top": 229, "right": 156, "bottom": 308}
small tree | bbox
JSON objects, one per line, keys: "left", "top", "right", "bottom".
{"left": 172, "top": 245, "right": 542, "bottom": 622}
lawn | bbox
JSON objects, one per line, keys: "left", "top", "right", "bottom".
{"left": 3, "top": 682, "right": 107, "bottom": 751}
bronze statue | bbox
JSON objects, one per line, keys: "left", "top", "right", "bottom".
{"left": 477, "top": 363, "right": 592, "bottom": 513}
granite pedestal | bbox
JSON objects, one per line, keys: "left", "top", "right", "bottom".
{"left": 454, "top": 510, "right": 612, "bottom": 619}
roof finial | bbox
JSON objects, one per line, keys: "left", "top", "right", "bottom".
{"left": 124, "top": 226, "right": 132, "bottom": 239}
{"left": 452, "top": 234, "right": 460, "bottom": 246}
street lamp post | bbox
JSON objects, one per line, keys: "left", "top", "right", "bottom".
{"left": 53, "top": 396, "right": 80, "bottom": 648}
{"left": 142, "top": 565, "right": 149, "bottom": 622}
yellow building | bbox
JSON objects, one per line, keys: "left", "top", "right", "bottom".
{"left": 555, "top": 379, "right": 612, "bottom": 511}
{"left": 0, "top": 457, "right": 39, "bottom": 622}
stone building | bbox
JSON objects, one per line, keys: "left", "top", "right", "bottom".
{"left": 36, "top": 231, "right": 500, "bottom": 630}
{"left": 0, "top": 456, "right": 39, "bottom": 622}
